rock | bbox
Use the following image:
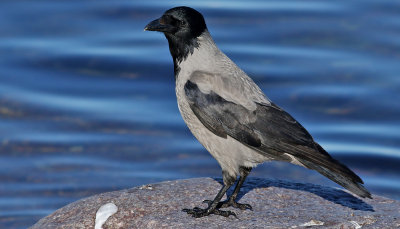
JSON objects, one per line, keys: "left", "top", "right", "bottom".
{"left": 30, "top": 177, "right": 400, "bottom": 228}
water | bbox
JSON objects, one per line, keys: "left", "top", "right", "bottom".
{"left": 0, "top": 0, "right": 399, "bottom": 228}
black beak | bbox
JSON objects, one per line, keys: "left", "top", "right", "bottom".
{"left": 144, "top": 18, "right": 175, "bottom": 33}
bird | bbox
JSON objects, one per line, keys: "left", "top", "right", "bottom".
{"left": 144, "top": 6, "right": 371, "bottom": 218}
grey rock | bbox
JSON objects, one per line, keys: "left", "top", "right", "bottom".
{"left": 31, "top": 178, "right": 400, "bottom": 229}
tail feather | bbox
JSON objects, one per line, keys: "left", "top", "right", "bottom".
{"left": 296, "top": 143, "right": 372, "bottom": 199}
{"left": 255, "top": 134, "right": 372, "bottom": 198}
{"left": 299, "top": 159, "right": 372, "bottom": 198}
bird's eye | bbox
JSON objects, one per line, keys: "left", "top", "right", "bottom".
{"left": 180, "top": 20, "right": 186, "bottom": 26}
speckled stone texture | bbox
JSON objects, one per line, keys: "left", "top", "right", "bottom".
{"left": 31, "top": 177, "right": 400, "bottom": 229}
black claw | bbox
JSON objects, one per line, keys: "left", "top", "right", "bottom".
{"left": 214, "top": 209, "right": 238, "bottom": 218}
{"left": 182, "top": 207, "right": 207, "bottom": 218}
{"left": 230, "top": 201, "right": 252, "bottom": 211}
{"left": 242, "top": 203, "right": 253, "bottom": 211}
{"left": 202, "top": 199, "right": 252, "bottom": 211}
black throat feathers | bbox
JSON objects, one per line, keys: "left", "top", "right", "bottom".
{"left": 165, "top": 33, "right": 201, "bottom": 78}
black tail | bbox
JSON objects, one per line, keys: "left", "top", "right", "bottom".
{"left": 299, "top": 144, "right": 372, "bottom": 199}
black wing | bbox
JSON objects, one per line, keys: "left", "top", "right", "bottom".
{"left": 184, "top": 80, "right": 316, "bottom": 157}
{"left": 184, "top": 80, "right": 371, "bottom": 198}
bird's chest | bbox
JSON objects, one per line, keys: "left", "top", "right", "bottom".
{"left": 174, "top": 67, "right": 225, "bottom": 156}
{"left": 174, "top": 54, "right": 212, "bottom": 134}
{"left": 175, "top": 73, "right": 202, "bottom": 133}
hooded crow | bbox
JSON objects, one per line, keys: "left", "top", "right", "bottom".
{"left": 145, "top": 6, "right": 371, "bottom": 218}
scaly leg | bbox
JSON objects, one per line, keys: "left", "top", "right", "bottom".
{"left": 183, "top": 171, "right": 237, "bottom": 218}
{"left": 204, "top": 166, "right": 252, "bottom": 210}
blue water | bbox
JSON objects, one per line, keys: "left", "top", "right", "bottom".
{"left": 0, "top": 0, "right": 399, "bottom": 228}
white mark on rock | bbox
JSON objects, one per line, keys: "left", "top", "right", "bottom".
{"left": 95, "top": 202, "right": 118, "bottom": 229}
{"left": 350, "top": 221, "right": 362, "bottom": 229}
{"left": 300, "top": 219, "right": 324, "bottom": 227}
{"left": 139, "top": 184, "right": 153, "bottom": 190}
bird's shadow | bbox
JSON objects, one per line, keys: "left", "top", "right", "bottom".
{"left": 213, "top": 177, "right": 374, "bottom": 212}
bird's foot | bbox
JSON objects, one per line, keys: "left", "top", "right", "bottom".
{"left": 203, "top": 199, "right": 252, "bottom": 210}
{"left": 182, "top": 207, "right": 237, "bottom": 218}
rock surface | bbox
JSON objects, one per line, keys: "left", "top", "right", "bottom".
{"left": 31, "top": 177, "right": 400, "bottom": 228}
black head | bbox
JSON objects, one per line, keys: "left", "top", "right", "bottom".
{"left": 145, "top": 7, "right": 206, "bottom": 40}
{"left": 145, "top": 7, "right": 208, "bottom": 74}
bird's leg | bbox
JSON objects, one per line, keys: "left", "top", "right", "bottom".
{"left": 224, "top": 166, "right": 252, "bottom": 210}
{"left": 204, "top": 166, "right": 252, "bottom": 210}
{"left": 183, "top": 171, "right": 237, "bottom": 218}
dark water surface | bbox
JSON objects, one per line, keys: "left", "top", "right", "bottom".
{"left": 1, "top": 0, "right": 399, "bottom": 228}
